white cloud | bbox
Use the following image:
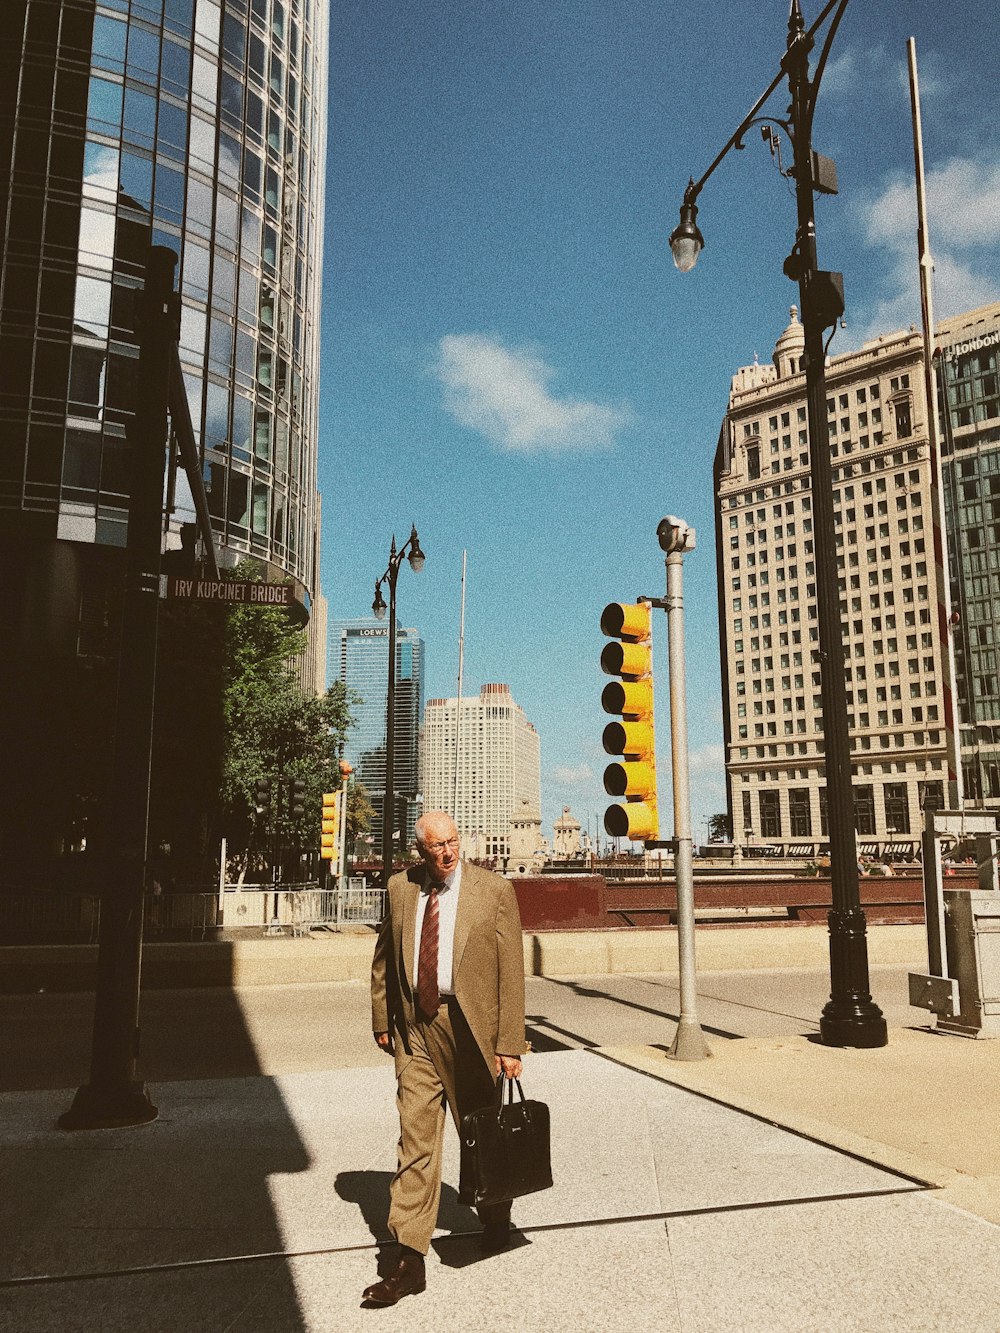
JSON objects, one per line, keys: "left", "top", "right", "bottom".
{"left": 434, "top": 333, "right": 631, "bottom": 452}
{"left": 550, "top": 763, "right": 593, "bottom": 785}
{"left": 821, "top": 43, "right": 948, "bottom": 100}
{"left": 686, "top": 743, "right": 725, "bottom": 776}
{"left": 849, "top": 153, "right": 1000, "bottom": 345}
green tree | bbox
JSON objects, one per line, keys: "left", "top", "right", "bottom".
{"left": 708, "top": 813, "right": 732, "bottom": 842}
{"left": 346, "top": 779, "right": 375, "bottom": 851}
{"left": 220, "top": 570, "right": 355, "bottom": 876}
{"left": 151, "top": 562, "right": 357, "bottom": 882}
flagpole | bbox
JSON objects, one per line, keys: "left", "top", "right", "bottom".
{"left": 908, "top": 36, "right": 963, "bottom": 813}
{"left": 452, "top": 550, "right": 467, "bottom": 821}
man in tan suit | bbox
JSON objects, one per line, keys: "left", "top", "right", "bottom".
{"left": 363, "top": 810, "right": 527, "bottom": 1306}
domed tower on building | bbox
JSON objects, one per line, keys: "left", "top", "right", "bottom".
{"left": 773, "top": 305, "right": 806, "bottom": 380}
{"left": 552, "top": 806, "right": 582, "bottom": 860}
{"left": 506, "top": 797, "right": 545, "bottom": 876}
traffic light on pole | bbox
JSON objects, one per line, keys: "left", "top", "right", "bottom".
{"left": 289, "top": 777, "right": 306, "bottom": 818}
{"left": 600, "top": 601, "right": 659, "bottom": 842}
{"left": 320, "top": 790, "right": 340, "bottom": 861}
{"left": 254, "top": 777, "right": 273, "bottom": 815}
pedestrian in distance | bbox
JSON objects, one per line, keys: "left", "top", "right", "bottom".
{"left": 363, "top": 810, "right": 527, "bottom": 1307}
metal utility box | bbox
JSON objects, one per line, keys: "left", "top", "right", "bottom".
{"left": 939, "top": 890, "right": 1000, "bottom": 1038}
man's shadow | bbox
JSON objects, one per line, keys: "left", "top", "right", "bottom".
{"left": 335, "top": 1171, "right": 529, "bottom": 1272}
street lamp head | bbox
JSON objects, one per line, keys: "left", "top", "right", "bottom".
{"left": 669, "top": 194, "right": 705, "bottom": 273}
{"left": 372, "top": 581, "right": 387, "bottom": 620}
{"left": 407, "top": 525, "right": 425, "bottom": 572}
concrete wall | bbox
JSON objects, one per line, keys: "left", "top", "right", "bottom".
{"left": 0, "top": 924, "right": 927, "bottom": 994}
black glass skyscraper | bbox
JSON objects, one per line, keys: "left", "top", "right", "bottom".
{"left": 0, "top": 0, "right": 328, "bottom": 865}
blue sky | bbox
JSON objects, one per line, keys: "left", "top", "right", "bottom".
{"left": 319, "top": 0, "right": 1000, "bottom": 844}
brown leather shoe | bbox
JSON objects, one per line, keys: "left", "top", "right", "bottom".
{"left": 362, "top": 1251, "right": 426, "bottom": 1306}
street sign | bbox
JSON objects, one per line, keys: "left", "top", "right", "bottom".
{"left": 163, "top": 576, "right": 308, "bottom": 622}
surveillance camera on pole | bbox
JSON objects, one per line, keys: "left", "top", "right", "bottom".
{"left": 656, "top": 515, "right": 696, "bottom": 555}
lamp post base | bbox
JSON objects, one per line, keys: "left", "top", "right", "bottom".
{"left": 58, "top": 1082, "right": 158, "bottom": 1131}
{"left": 819, "top": 1008, "right": 888, "bottom": 1048}
{"left": 820, "top": 906, "right": 889, "bottom": 1048}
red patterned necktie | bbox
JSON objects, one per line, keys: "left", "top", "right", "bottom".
{"left": 417, "top": 883, "right": 441, "bottom": 1020}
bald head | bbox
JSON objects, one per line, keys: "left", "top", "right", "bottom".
{"left": 415, "top": 811, "right": 460, "bottom": 879}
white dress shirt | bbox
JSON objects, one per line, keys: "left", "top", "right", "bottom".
{"left": 414, "top": 859, "right": 462, "bottom": 997}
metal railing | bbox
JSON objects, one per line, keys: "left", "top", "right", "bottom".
{"left": 1, "top": 880, "right": 385, "bottom": 943}
{"left": 0, "top": 891, "right": 102, "bottom": 944}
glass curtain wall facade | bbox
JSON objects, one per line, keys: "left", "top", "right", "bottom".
{"left": 336, "top": 621, "right": 425, "bottom": 853}
{"left": 0, "top": 0, "right": 328, "bottom": 863}
{"left": 938, "top": 303, "right": 1000, "bottom": 802}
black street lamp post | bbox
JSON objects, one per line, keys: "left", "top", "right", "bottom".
{"left": 60, "top": 249, "right": 179, "bottom": 1129}
{"left": 669, "top": 0, "right": 887, "bottom": 1047}
{"left": 372, "top": 526, "right": 425, "bottom": 886}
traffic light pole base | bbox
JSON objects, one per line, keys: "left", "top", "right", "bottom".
{"left": 58, "top": 1081, "right": 158, "bottom": 1132}
{"left": 667, "top": 1016, "right": 711, "bottom": 1061}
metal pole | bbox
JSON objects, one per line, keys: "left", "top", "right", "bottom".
{"left": 908, "top": 38, "right": 963, "bottom": 812}
{"left": 337, "top": 763, "right": 351, "bottom": 883}
{"left": 662, "top": 530, "right": 709, "bottom": 1061}
{"left": 453, "top": 549, "right": 467, "bottom": 820}
{"left": 60, "top": 248, "right": 179, "bottom": 1129}
{"left": 217, "top": 836, "right": 227, "bottom": 921}
{"left": 783, "top": 3, "right": 886, "bottom": 1047}
{"left": 381, "top": 554, "right": 398, "bottom": 888}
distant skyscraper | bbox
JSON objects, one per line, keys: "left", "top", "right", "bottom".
{"left": 1, "top": 0, "right": 329, "bottom": 859}
{"left": 423, "top": 683, "right": 541, "bottom": 862}
{"left": 335, "top": 620, "right": 424, "bottom": 851}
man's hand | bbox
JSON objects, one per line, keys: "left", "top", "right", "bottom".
{"left": 374, "top": 1031, "right": 393, "bottom": 1054}
{"left": 495, "top": 1054, "right": 522, "bottom": 1080}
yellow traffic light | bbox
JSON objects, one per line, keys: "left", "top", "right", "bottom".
{"left": 321, "top": 790, "right": 340, "bottom": 861}
{"left": 601, "top": 602, "right": 658, "bottom": 843}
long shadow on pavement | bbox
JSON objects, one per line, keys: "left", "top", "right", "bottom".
{"left": 0, "top": 942, "right": 311, "bottom": 1332}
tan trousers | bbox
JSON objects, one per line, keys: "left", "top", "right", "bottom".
{"left": 388, "top": 997, "right": 509, "bottom": 1254}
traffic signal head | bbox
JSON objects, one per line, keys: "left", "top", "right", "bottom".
{"left": 254, "top": 778, "right": 273, "bottom": 814}
{"left": 320, "top": 790, "right": 340, "bottom": 861}
{"left": 289, "top": 777, "right": 306, "bottom": 818}
{"left": 600, "top": 601, "right": 658, "bottom": 843}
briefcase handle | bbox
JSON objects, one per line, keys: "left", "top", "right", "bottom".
{"left": 494, "top": 1072, "right": 527, "bottom": 1109}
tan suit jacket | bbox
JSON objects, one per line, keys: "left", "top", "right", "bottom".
{"left": 371, "top": 860, "right": 527, "bottom": 1078}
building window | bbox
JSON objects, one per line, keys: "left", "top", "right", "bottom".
{"left": 789, "top": 787, "right": 811, "bottom": 837}
{"left": 854, "top": 784, "right": 876, "bottom": 835}
{"left": 759, "top": 790, "right": 781, "bottom": 839}
{"left": 884, "top": 782, "right": 910, "bottom": 834}
{"left": 893, "top": 399, "right": 912, "bottom": 439}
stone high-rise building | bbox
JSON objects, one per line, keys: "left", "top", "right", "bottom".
{"left": 716, "top": 307, "right": 949, "bottom": 853}
{"left": 422, "top": 683, "right": 541, "bottom": 863}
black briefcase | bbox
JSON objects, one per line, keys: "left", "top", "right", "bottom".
{"left": 458, "top": 1075, "right": 553, "bottom": 1208}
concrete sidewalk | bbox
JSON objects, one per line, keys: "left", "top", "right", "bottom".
{"left": 611, "top": 1023, "right": 1000, "bottom": 1227}
{"left": 4, "top": 1028, "right": 1000, "bottom": 1332}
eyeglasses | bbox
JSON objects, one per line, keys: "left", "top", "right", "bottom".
{"left": 423, "top": 837, "right": 459, "bottom": 854}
